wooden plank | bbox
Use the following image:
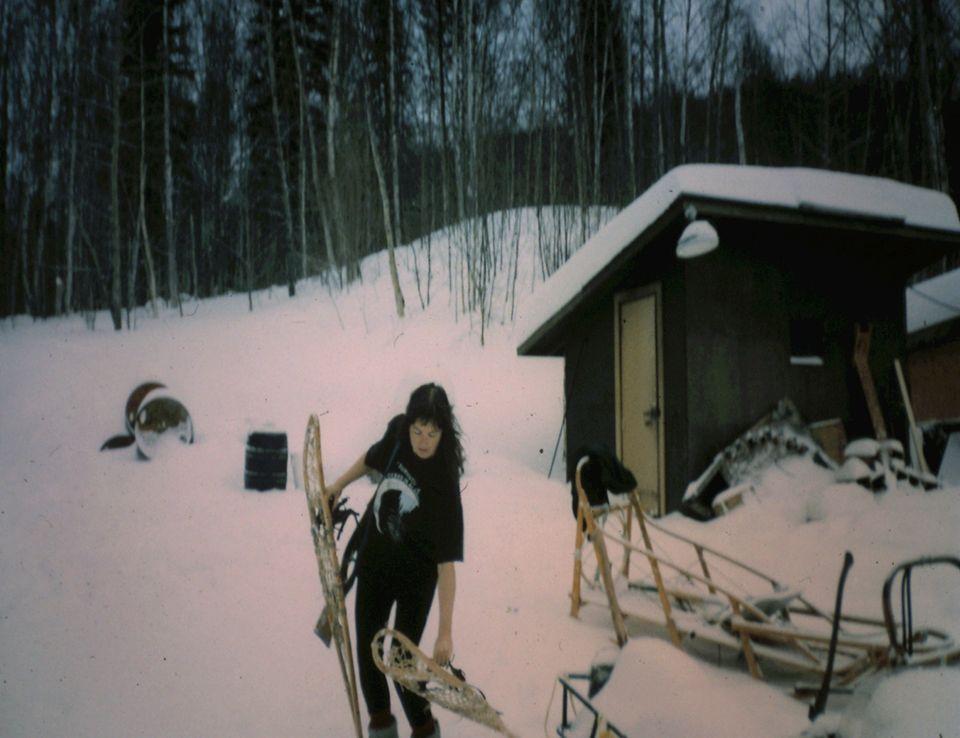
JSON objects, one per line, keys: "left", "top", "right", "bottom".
{"left": 853, "top": 324, "right": 888, "bottom": 440}
{"left": 728, "top": 617, "right": 888, "bottom": 652}
{"left": 894, "top": 358, "right": 930, "bottom": 473}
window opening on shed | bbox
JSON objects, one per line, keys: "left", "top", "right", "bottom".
{"left": 790, "top": 318, "right": 825, "bottom": 367}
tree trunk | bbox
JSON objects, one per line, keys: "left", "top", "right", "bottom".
{"left": 911, "top": 0, "right": 948, "bottom": 192}
{"left": 436, "top": 0, "right": 450, "bottom": 226}
{"left": 324, "top": 0, "right": 345, "bottom": 281}
{"left": 264, "top": 6, "right": 296, "bottom": 297}
{"left": 0, "top": 0, "right": 8, "bottom": 316}
{"left": 364, "top": 84, "right": 405, "bottom": 319}
{"left": 136, "top": 36, "right": 159, "bottom": 317}
{"left": 679, "top": 0, "right": 693, "bottom": 163}
{"left": 735, "top": 78, "right": 747, "bottom": 164}
{"left": 389, "top": 0, "right": 402, "bottom": 250}
{"left": 623, "top": 0, "right": 637, "bottom": 199}
{"left": 64, "top": 7, "right": 80, "bottom": 314}
{"left": 653, "top": 0, "right": 666, "bottom": 175}
{"left": 281, "top": 0, "right": 309, "bottom": 279}
{"left": 163, "top": 0, "right": 180, "bottom": 311}
{"left": 19, "top": 187, "right": 33, "bottom": 315}
{"left": 110, "top": 37, "right": 122, "bottom": 330}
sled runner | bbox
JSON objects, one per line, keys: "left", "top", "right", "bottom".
{"left": 569, "top": 458, "right": 959, "bottom": 689}
{"left": 555, "top": 673, "right": 627, "bottom": 738}
{"left": 302, "top": 414, "right": 363, "bottom": 738}
{"left": 372, "top": 627, "right": 520, "bottom": 738}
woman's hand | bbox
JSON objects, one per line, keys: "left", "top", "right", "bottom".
{"left": 433, "top": 634, "right": 453, "bottom": 666}
{"left": 324, "top": 481, "right": 342, "bottom": 505}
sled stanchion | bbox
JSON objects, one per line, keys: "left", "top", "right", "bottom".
{"left": 630, "top": 492, "right": 682, "bottom": 647}
{"left": 621, "top": 506, "right": 633, "bottom": 578}
{"left": 731, "top": 600, "right": 763, "bottom": 679}
{"left": 576, "top": 466, "right": 629, "bottom": 646}
{"left": 809, "top": 551, "right": 855, "bottom": 721}
{"left": 695, "top": 545, "right": 717, "bottom": 596}
{"left": 571, "top": 506, "right": 585, "bottom": 617}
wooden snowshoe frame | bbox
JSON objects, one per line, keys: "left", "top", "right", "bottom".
{"left": 569, "top": 467, "right": 959, "bottom": 684}
{"left": 303, "top": 414, "right": 364, "bottom": 738}
{"left": 372, "top": 628, "right": 519, "bottom": 738}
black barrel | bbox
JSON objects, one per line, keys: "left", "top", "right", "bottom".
{"left": 244, "top": 431, "right": 288, "bottom": 491}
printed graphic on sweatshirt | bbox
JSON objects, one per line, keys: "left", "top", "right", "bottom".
{"left": 373, "top": 462, "right": 421, "bottom": 543}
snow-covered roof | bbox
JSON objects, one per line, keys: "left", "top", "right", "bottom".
{"left": 518, "top": 164, "right": 960, "bottom": 354}
{"left": 907, "top": 268, "right": 960, "bottom": 333}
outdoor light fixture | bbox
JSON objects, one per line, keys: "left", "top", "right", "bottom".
{"left": 676, "top": 204, "right": 719, "bottom": 259}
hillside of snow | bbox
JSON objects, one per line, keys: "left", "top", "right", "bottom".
{"left": 2, "top": 209, "right": 958, "bottom": 738}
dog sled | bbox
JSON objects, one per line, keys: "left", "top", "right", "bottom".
{"left": 569, "top": 458, "right": 960, "bottom": 689}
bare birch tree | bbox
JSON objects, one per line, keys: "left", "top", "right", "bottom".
{"left": 110, "top": 14, "right": 123, "bottom": 330}
{"left": 163, "top": 0, "right": 180, "bottom": 310}
{"left": 263, "top": 4, "right": 296, "bottom": 297}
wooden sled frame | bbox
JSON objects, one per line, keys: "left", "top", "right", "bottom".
{"left": 569, "top": 463, "right": 959, "bottom": 685}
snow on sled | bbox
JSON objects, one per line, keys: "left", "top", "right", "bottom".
{"left": 555, "top": 639, "right": 813, "bottom": 738}
{"left": 569, "top": 459, "right": 960, "bottom": 693}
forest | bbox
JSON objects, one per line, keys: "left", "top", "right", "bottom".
{"left": 1, "top": 0, "right": 957, "bottom": 327}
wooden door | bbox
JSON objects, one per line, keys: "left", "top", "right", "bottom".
{"left": 616, "top": 288, "right": 664, "bottom": 515}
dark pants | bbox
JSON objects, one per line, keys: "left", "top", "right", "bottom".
{"left": 355, "top": 532, "right": 437, "bottom": 729}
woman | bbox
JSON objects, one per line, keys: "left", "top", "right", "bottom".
{"left": 326, "top": 383, "right": 464, "bottom": 738}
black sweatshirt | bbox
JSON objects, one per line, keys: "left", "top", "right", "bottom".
{"left": 363, "top": 415, "right": 464, "bottom": 566}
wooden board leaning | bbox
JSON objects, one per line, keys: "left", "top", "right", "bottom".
{"left": 303, "top": 414, "right": 363, "bottom": 738}
{"left": 372, "top": 627, "right": 519, "bottom": 738}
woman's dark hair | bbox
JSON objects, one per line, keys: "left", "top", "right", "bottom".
{"left": 403, "top": 383, "right": 464, "bottom": 478}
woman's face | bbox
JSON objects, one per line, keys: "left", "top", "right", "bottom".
{"left": 410, "top": 418, "right": 442, "bottom": 460}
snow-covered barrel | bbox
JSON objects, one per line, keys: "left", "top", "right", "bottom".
{"left": 244, "top": 430, "right": 288, "bottom": 491}
{"left": 133, "top": 387, "right": 195, "bottom": 460}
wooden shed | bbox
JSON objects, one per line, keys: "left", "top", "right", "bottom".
{"left": 517, "top": 165, "right": 960, "bottom": 516}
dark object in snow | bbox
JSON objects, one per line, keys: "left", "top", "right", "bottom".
{"left": 100, "top": 381, "right": 192, "bottom": 458}
{"left": 100, "top": 433, "right": 136, "bottom": 451}
{"left": 133, "top": 389, "right": 194, "bottom": 459}
{"left": 100, "top": 381, "right": 167, "bottom": 451}
{"left": 680, "top": 398, "right": 836, "bottom": 519}
{"left": 244, "top": 430, "right": 288, "bottom": 491}
{"left": 808, "top": 418, "right": 847, "bottom": 465}
{"left": 125, "top": 381, "right": 166, "bottom": 434}
{"left": 809, "top": 551, "right": 855, "bottom": 722}
{"left": 568, "top": 444, "right": 637, "bottom": 521}
{"left": 837, "top": 436, "right": 939, "bottom": 492}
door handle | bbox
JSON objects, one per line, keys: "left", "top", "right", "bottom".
{"left": 643, "top": 406, "right": 661, "bottom": 426}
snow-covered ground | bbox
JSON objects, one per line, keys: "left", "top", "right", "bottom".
{"left": 2, "top": 210, "right": 958, "bottom": 738}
